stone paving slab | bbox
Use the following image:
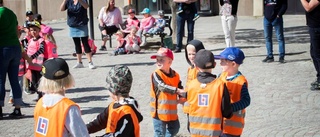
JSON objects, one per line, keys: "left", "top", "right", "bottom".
{"left": 2, "top": 15, "right": 320, "bottom": 137}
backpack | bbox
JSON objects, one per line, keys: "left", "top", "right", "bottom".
{"left": 81, "top": 39, "right": 97, "bottom": 55}
{"left": 44, "top": 40, "right": 58, "bottom": 59}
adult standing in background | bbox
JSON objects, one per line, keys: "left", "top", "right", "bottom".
{"left": 173, "top": 0, "right": 198, "bottom": 53}
{"left": 60, "top": 0, "right": 96, "bottom": 69}
{"left": 0, "top": 0, "right": 24, "bottom": 118}
{"left": 262, "top": 0, "right": 287, "bottom": 63}
{"left": 219, "top": 0, "right": 239, "bottom": 47}
{"left": 98, "top": 0, "right": 122, "bottom": 51}
{"left": 300, "top": 0, "right": 320, "bottom": 90}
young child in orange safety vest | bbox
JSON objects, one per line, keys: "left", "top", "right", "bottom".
{"left": 34, "top": 58, "right": 90, "bottom": 137}
{"left": 178, "top": 49, "right": 233, "bottom": 137}
{"left": 150, "top": 47, "right": 184, "bottom": 137}
{"left": 182, "top": 39, "right": 205, "bottom": 132}
{"left": 86, "top": 65, "right": 143, "bottom": 137}
{"left": 215, "top": 47, "right": 251, "bottom": 137}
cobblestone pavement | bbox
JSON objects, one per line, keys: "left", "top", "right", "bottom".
{"left": 2, "top": 15, "right": 320, "bottom": 137}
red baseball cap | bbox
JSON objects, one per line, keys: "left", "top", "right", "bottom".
{"left": 151, "top": 48, "right": 174, "bottom": 60}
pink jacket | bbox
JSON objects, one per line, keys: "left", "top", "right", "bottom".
{"left": 140, "top": 16, "right": 155, "bottom": 32}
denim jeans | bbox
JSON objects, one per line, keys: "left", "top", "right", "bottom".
{"left": 263, "top": 17, "right": 285, "bottom": 58}
{"left": 153, "top": 116, "right": 180, "bottom": 137}
{"left": 0, "top": 45, "right": 22, "bottom": 106}
{"left": 309, "top": 27, "right": 320, "bottom": 82}
{"left": 176, "top": 12, "right": 195, "bottom": 51}
{"left": 10, "top": 76, "right": 23, "bottom": 97}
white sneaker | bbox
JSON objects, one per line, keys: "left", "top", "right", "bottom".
{"left": 73, "top": 62, "right": 84, "bottom": 69}
{"left": 88, "top": 62, "right": 96, "bottom": 69}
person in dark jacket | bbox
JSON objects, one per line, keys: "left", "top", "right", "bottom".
{"left": 300, "top": 0, "right": 320, "bottom": 90}
{"left": 86, "top": 65, "right": 143, "bottom": 137}
{"left": 262, "top": 0, "right": 287, "bottom": 63}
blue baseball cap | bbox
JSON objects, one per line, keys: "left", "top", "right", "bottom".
{"left": 141, "top": 8, "right": 150, "bottom": 14}
{"left": 215, "top": 47, "right": 245, "bottom": 64}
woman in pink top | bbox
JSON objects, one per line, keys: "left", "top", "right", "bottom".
{"left": 138, "top": 8, "right": 155, "bottom": 47}
{"left": 98, "top": 0, "right": 123, "bottom": 51}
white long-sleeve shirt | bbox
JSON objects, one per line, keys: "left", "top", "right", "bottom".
{"left": 98, "top": 7, "right": 123, "bottom": 27}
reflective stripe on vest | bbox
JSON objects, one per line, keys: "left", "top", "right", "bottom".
{"left": 106, "top": 102, "right": 140, "bottom": 137}
{"left": 219, "top": 72, "right": 248, "bottom": 135}
{"left": 187, "top": 78, "right": 225, "bottom": 137}
{"left": 150, "top": 69, "right": 180, "bottom": 121}
{"left": 34, "top": 98, "right": 77, "bottom": 137}
{"left": 183, "top": 67, "right": 198, "bottom": 114}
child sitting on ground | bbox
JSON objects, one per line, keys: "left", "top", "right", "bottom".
{"left": 125, "top": 26, "right": 141, "bottom": 54}
{"left": 111, "top": 30, "right": 127, "bottom": 56}
{"left": 145, "top": 10, "right": 166, "bottom": 38}
{"left": 86, "top": 65, "right": 143, "bottom": 136}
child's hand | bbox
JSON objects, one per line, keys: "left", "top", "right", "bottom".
{"left": 176, "top": 88, "right": 186, "bottom": 96}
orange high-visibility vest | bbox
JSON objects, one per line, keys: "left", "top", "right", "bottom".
{"left": 219, "top": 72, "right": 247, "bottom": 136}
{"left": 105, "top": 102, "right": 140, "bottom": 137}
{"left": 150, "top": 69, "right": 180, "bottom": 121}
{"left": 34, "top": 98, "right": 78, "bottom": 137}
{"left": 187, "top": 78, "right": 225, "bottom": 137}
{"left": 183, "top": 66, "right": 198, "bottom": 114}
{"left": 27, "top": 38, "right": 45, "bottom": 71}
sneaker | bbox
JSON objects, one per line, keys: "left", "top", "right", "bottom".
{"left": 99, "top": 46, "right": 107, "bottom": 51}
{"left": 24, "top": 88, "right": 35, "bottom": 95}
{"left": 176, "top": 9, "right": 183, "bottom": 14}
{"left": 311, "top": 80, "right": 319, "bottom": 86}
{"left": 8, "top": 98, "right": 13, "bottom": 104}
{"left": 8, "top": 108, "right": 23, "bottom": 118}
{"left": 193, "top": 14, "right": 200, "bottom": 21}
{"left": 262, "top": 56, "right": 274, "bottom": 63}
{"left": 88, "top": 62, "right": 96, "bottom": 69}
{"left": 311, "top": 83, "right": 320, "bottom": 90}
{"left": 73, "top": 62, "right": 84, "bottom": 69}
{"left": 279, "top": 57, "right": 286, "bottom": 63}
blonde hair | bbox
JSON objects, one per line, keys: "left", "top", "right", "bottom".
{"left": 38, "top": 73, "right": 74, "bottom": 94}
{"left": 104, "top": 0, "right": 115, "bottom": 13}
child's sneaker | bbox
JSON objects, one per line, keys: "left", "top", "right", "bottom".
{"left": 176, "top": 9, "right": 183, "bottom": 14}
{"left": 193, "top": 14, "right": 200, "bottom": 21}
{"left": 73, "top": 62, "right": 84, "bottom": 69}
{"left": 8, "top": 108, "right": 23, "bottom": 119}
{"left": 88, "top": 62, "right": 96, "bottom": 69}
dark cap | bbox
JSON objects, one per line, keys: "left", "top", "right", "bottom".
{"left": 106, "top": 65, "right": 133, "bottom": 96}
{"left": 194, "top": 49, "right": 215, "bottom": 69}
{"left": 128, "top": 9, "right": 136, "bottom": 14}
{"left": 34, "top": 14, "right": 42, "bottom": 20}
{"left": 214, "top": 47, "right": 245, "bottom": 64}
{"left": 41, "top": 58, "right": 70, "bottom": 80}
{"left": 26, "top": 10, "right": 33, "bottom": 16}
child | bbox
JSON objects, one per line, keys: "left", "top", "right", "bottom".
{"left": 138, "top": 8, "right": 155, "bottom": 47}
{"left": 25, "top": 21, "right": 46, "bottom": 101}
{"left": 23, "top": 10, "right": 34, "bottom": 34}
{"left": 150, "top": 47, "right": 184, "bottom": 137}
{"left": 34, "top": 58, "right": 90, "bottom": 137}
{"left": 214, "top": 47, "right": 250, "bottom": 137}
{"left": 125, "top": 26, "right": 141, "bottom": 54}
{"left": 86, "top": 65, "right": 143, "bottom": 136}
{"left": 176, "top": 2, "right": 200, "bottom": 21}
{"left": 111, "top": 30, "right": 126, "bottom": 56}
{"left": 181, "top": 39, "right": 205, "bottom": 132}
{"left": 145, "top": 10, "right": 166, "bottom": 38}
{"left": 179, "top": 49, "right": 233, "bottom": 137}
{"left": 120, "top": 8, "right": 140, "bottom": 35}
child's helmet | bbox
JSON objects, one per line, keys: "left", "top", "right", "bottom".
{"left": 27, "top": 21, "right": 41, "bottom": 29}
{"left": 106, "top": 65, "right": 133, "bottom": 96}
{"left": 158, "top": 10, "right": 164, "bottom": 16}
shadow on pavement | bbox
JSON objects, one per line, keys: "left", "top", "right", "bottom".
{"left": 81, "top": 107, "right": 106, "bottom": 115}
{"left": 207, "top": 26, "right": 309, "bottom": 45}
{"left": 0, "top": 114, "right": 34, "bottom": 120}
{"left": 68, "top": 87, "right": 106, "bottom": 93}
{"left": 70, "top": 95, "right": 110, "bottom": 103}
{"left": 99, "top": 62, "right": 155, "bottom": 68}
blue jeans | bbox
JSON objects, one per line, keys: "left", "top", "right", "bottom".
{"left": 263, "top": 17, "right": 285, "bottom": 58}
{"left": 0, "top": 46, "right": 22, "bottom": 106}
{"left": 309, "top": 27, "right": 320, "bottom": 82}
{"left": 153, "top": 116, "right": 180, "bottom": 137}
{"left": 176, "top": 12, "right": 195, "bottom": 51}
